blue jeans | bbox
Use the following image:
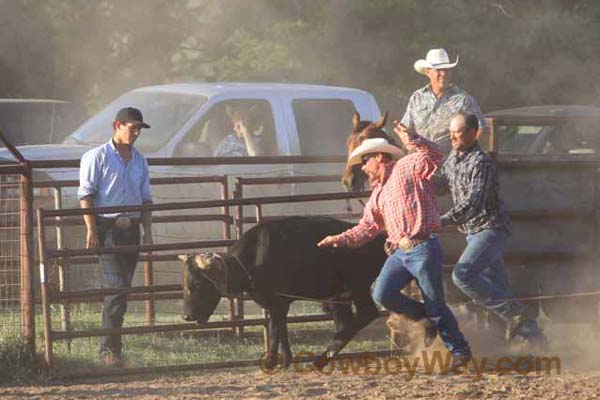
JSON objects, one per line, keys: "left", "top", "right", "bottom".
{"left": 452, "top": 229, "right": 526, "bottom": 320}
{"left": 372, "top": 236, "right": 470, "bottom": 355}
{"left": 97, "top": 218, "right": 140, "bottom": 357}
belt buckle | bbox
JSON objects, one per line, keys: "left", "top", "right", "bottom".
{"left": 398, "top": 237, "right": 413, "bottom": 251}
{"left": 115, "top": 215, "right": 131, "bottom": 229}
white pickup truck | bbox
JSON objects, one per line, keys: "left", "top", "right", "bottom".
{"left": 65, "top": 82, "right": 381, "bottom": 158}
{"left": 1, "top": 82, "right": 382, "bottom": 204}
{"left": 0, "top": 82, "right": 383, "bottom": 287}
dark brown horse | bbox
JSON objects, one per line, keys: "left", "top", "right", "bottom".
{"left": 341, "top": 111, "right": 403, "bottom": 192}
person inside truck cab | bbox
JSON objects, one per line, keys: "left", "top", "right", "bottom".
{"left": 214, "top": 106, "right": 271, "bottom": 157}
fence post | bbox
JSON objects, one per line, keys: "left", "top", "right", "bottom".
{"left": 36, "top": 208, "right": 54, "bottom": 372}
{"left": 255, "top": 207, "right": 269, "bottom": 350}
{"left": 19, "top": 164, "right": 35, "bottom": 354}
{"left": 54, "top": 187, "right": 72, "bottom": 350}
{"left": 232, "top": 180, "right": 245, "bottom": 337}
{"left": 144, "top": 257, "right": 155, "bottom": 326}
{"left": 221, "top": 175, "right": 231, "bottom": 240}
{"left": 234, "top": 178, "right": 244, "bottom": 240}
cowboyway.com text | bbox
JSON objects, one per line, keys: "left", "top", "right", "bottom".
{"left": 258, "top": 350, "right": 561, "bottom": 380}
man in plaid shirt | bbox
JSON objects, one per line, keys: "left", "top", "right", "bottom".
{"left": 440, "top": 112, "right": 546, "bottom": 348}
{"left": 401, "top": 48, "right": 487, "bottom": 153}
{"left": 318, "top": 123, "right": 472, "bottom": 365}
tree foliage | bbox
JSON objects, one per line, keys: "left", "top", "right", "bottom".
{"left": 1, "top": 0, "right": 599, "bottom": 115}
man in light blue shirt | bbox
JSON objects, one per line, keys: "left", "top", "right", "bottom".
{"left": 78, "top": 107, "right": 153, "bottom": 366}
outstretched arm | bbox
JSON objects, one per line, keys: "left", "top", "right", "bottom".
{"left": 236, "top": 120, "right": 261, "bottom": 156}
{"left": 394, "top": 121, "right": 443, "bottom": 180}
{"left": 317, "top": 193, "right": 383, "bottom": 248}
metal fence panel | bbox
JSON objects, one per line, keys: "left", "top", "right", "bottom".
{"left": 0, "top": 174, "right": 21, "bottom": 346}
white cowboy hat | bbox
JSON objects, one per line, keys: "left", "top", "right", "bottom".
{"left": 348, "top": 138, "right": 403, "bottom": 166}
{"left": 414, "top": 48, "right": 459, "bottom": 75}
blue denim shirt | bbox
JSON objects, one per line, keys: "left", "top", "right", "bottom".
{"left": 78, "top": 140, "right": 152, "bottom": 218}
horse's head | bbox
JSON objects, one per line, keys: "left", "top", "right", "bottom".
{"left": 342, "top": 111, "right": 400, "bottom": 191}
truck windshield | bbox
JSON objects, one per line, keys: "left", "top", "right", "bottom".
{"left": 67, "top": 91, "right": 206, "bottom": 153}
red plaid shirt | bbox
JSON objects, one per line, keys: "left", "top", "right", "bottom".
{"left": 337, "top": 135, "right": 443, "bottom": 248}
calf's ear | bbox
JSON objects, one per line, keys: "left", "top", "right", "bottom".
{"left": 178, "top": 254, "right": 189, "bottom": 262}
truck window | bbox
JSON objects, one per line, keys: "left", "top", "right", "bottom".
{"left": 175, "top": 99, "right": 277, "bottom": 157}
{"left": 292, "top": 99, "right": 355, "bottom": 156}
{"left": 497, "top": 122, "right": 600, "bottom": 155}
{"left": 539, "top": 122, "right": 598, "bottom": 155}
{"left": 0, "top": 101, "right": 84, "bottom": 146}
{"left": 70, "top": 92, "right": 206, "bottom": 153}
{"left": 496, "top": 125, "right": 543, "bottom": 154}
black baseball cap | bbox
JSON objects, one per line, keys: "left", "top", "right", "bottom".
{"left": 115, "top": 107, "right": 151, "bottom": 128}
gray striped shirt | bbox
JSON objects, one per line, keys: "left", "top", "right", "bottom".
{"left": 401, "top": 84, "right": 486, "bottom": 153}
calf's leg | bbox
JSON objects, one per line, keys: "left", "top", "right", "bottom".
{"left": 314, "top": 295, "right": 379, "bottom": 369}
{"left": 264, "top": 304, "right": 291, "bottom": 370}
{"left": 323, "top": 301, "right": 354, "bottom": 334}
{"left": 276, "top": 318, "right": 293, "bottom": 369}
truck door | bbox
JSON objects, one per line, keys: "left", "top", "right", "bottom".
{"left": 285, "top": 98, "right": 367, "bottom": 219}
{"left": 156, "top": 98, "right": 292, "bottom": 246}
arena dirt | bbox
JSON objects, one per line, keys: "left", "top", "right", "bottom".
{"left": 2, "top": 320, "right": 599, "bottom": 399}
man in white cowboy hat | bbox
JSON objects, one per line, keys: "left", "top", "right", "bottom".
{"left": 401, "top": 48, "right": 487, "bottom": 152}
{"left": 318, "top": 123, "right": 472, "bottom": 367}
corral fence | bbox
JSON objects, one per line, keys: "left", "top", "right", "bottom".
{"left": 0, "top": 130, "right": 35, "bottom": 353}
{"left": 2, "top": 130, "right": 600, "bottom": 379}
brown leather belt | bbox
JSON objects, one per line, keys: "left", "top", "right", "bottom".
{"left": 384, "top": 234, "right": 432, "bottom": 255}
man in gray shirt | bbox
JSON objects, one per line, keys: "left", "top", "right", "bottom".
{"left": 401, "top": 48, "right": 487, "bottom": 153}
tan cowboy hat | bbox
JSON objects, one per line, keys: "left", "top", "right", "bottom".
{"left": 414, "top": 48, "right": 459, "bottom": 75}
{"left": 348, "top": 138, "right": 403, "bottom": 166}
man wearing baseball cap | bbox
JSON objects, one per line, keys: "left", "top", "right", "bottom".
{"left": 400, "top": 48, "right": 487, "bottom": 152}
{"left": 318, "top": 123, "right": 472, "bottom": 367}
{"left": 77, "top": 107, "right": 153, "bottom": 366}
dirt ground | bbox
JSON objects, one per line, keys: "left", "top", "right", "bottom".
{"left": 2, "top": 320, "right": 599, "bottom": 399}
{"left": 1, "top": 364, "right": 599, "bottom": 399}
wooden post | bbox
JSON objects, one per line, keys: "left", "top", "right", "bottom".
{"left": 54, "top": 187, "right": 72, "bottom": 350}
{"left": 233, "top": 179, "right": 244, "bottom": 337}
{"left": 36, "top": 208, "right": 54, "bottom": 372}
{"left": 256, "top": 208, "right": 269, "bottom": 349}
{"left": 19, "top": 165, "right": 35, "bottom": 354}
{"left": 144, "top": 258, "right": 155, "bottom": 326}
{"left": 234, "top": 179, "right": 244, "bottom": 240}
{"left": 221, "top": 175, "right": 231, "bottom": 240}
